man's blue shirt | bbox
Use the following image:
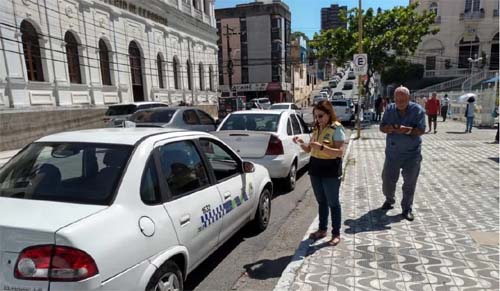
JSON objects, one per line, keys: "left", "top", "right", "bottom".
{"left": 380, "top": 102, "right": 426, "bottom": 158}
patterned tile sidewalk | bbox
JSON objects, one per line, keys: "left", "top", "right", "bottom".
{"left": 275, "top": 120, "right": 499, "bottom": 291}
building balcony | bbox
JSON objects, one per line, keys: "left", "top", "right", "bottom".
{"left": 460, "top": 10, "right": 485, "bottom": 21}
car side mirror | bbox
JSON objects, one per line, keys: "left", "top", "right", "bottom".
{"left": 242, "top": 161, "right": 255, "bottom": 173}
{"left": 215, "top": 119, "right": 222, "bottom": 126}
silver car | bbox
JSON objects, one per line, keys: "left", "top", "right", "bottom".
{"left": 128, "top": 107, "right": 217, "bottom": 132}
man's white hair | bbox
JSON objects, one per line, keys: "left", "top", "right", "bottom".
{"left": 394, "top": 86, "right": 410, "bottom": 97}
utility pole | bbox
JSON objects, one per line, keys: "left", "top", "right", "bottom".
{"left": 224, "top": 24, "right": 236, "bottom": 109}
{"left": 355, "top": 0, "right": 363, "bottom": 139}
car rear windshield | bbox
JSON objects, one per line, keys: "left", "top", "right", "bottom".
{"left": 0, "top": 143, "right": 133, "bottom": 205}
{"left": 220, "top": 114, "right": 280, "bottom": 132}
{"left": 256, "top": 98, "right": 271, "bottom": 104}
{"left": 270, "top": 104, "right": 289, "bottom": 109}
{"left": 130, "top": 109, "right": 177, "bottom": 123}
{"left": 105, "top": 104, "right": 137, "bottom": 116}
{"left": 332, "top": 101, "right": 348, "bottom": 107}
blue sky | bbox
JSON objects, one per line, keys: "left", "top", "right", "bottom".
{"left": 215, "top": 0, "right": 410, "bottom": 39}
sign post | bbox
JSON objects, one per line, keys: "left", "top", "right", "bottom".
{"left": 353, "top": 54, "right": 368, "bottom": 76}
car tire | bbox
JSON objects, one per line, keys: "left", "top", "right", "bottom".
{"left": 146, "top": 261, "right": 183, "bottom": 291}
{"left": 250, "top": 188, "right": 271, "bottom": 232}
{"left": 283, "top": 162, "right": 297, "bottom": 191}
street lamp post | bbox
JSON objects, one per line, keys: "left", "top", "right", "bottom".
{"left": 468, "top": 54, "right": 483, "bottom": 91}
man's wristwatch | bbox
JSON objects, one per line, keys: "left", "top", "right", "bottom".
{"left": 406, "top": 128, "right": 413, "bottom": 135}
{"left": 320, "top": 144, "right": 324, "bottom": 151}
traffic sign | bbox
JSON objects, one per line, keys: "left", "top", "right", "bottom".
{"left": 353, "top": 54, "right": 368, "bottom": 76}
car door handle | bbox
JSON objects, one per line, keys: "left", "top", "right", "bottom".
{"left": 179, "top": 215, "right": 190, "bottom": 227}
{"left": 223, "top": 192, "right": 231, "bottom": 200}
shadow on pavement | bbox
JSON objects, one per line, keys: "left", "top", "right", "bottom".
{"left": 184, "top": 222, "right": 265, "bottom": 290}
{"left": 243, "top": 255, "right": 293, "bottom": 280}
{"left": 446, "top": 131, "right": 467, "bottom": 134}
{"left": 488, "top": 157, "right": 499, "bottom": 163}
{"left": 343, "top": 208, "right": 403, "bottom": 234}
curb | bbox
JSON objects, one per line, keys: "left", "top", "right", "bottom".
{"left": 273, "top": 133, "right": 357, "bottom": 291}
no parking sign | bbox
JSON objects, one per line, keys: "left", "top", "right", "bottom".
{"left": 353, "top": 54, "right": 368, "bottom": 76}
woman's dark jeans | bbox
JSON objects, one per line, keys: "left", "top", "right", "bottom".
{"left": 310, "top": 175, "right": 342, "bottom": 236}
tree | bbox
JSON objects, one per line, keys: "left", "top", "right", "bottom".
{"left": 291, "top": 31, "right": 309, "bottom": 42}
{"left": 309, "top": 2, "right": 438, "bottom": 95}
{"left": 381, "top": 59, "right": 424, "bottom": 85}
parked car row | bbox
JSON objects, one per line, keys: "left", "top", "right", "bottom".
{"left": 0, "top": 128, "right": 274, "bottom": 291}
{"left": 0, "top": 101, "right": 313, "bottom": 290}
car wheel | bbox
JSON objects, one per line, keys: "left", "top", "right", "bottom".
{"left": 251, "top": 188, "right": 271, "bottom": 232}
{"left": 284, "top": 162, "right": 297, "bottom": 191}
{"left": 146, "top": 261, "right": 183, "bottom": 291}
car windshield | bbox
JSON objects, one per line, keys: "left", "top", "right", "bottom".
{"left": 0, "top": 143, "right": 133, "bottom": 205}
{"left": 220, "top": 114, "right": 280, "bottom": 132}
{"left": 105, "top": 104, "right": 137, "bottom": 116}
{"left": 130, "top": 109, "right": 177, "bottom": 123}
{"left": 256, "top": 98, "right": 271, "bottom": 104}
{"left": 332, "top": 101, "right": 347, "bottom": 107}
{"left": 270, "top": 104, "right": 290, "bottom": 109}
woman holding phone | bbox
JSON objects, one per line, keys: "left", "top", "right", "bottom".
{"left": 293, "top": 100, "right": 345, "bottom": 246}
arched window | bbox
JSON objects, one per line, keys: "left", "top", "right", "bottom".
{"left": 458, "top": 36, "right": 480, "bottom": 68}
{"left": 65, "top": 31, "right": 82, "bottom": 84}
{"left": 199, "top": 63, "right": 204, "bottom": 90}
{"left": 99, "top": 39, "right": 112, "bottom": 86}
{"left": 209, "top": 66, "right": 214, "bottom": 91}
{"left": 186, "top": 60, "right": 192, "bottom": 90}
{"left": 157, "top": 54, "right": 164, "bottom": 89}
{"left": 21, "top": 20, "right": 44, "bottom": 81}
{"left": 490, "top": 33, "right": 499, "bottom": 70}
{"left": 429, "top": 2, "right": 438, "bottom": 15}
{"left": 173, "top": 57, "right": 180, "bottom": 89}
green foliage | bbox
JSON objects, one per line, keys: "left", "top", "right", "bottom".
{"left": 381, "top": 59, "right": 424, "bottom": 85}
{"left": 309, "top": 2, "right": 438, "bottom": 79}
{"left": 291, "top": 31, "right": 309, "bottom": 42}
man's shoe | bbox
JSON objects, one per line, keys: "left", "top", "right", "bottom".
{"left": 402, "top": 209, "right": 414, "bottom": 221}
{"left": 381, "top": 201, "right": 394, "bottom": 210}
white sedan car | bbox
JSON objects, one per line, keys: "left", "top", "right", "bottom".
{"left": 214, "top": 110, "right": 311, "bottom": 191}
{"left": 0, "top": 128, "right": 272, "bottom": 291}
{"left": 269, "top": 102, "right": 303, "bottom": 117}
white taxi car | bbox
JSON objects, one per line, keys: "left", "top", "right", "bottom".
{"left": 0, "top": 128, "right": 272, "bottom": 291}
{"left": 214, "top": 110, "right": 311, "bottom": 191}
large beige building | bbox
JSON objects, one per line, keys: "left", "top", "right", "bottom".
{"left": 411, "top": 0, "right": 499, "bottom": 78}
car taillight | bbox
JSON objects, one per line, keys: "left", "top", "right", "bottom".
{"left": 14, "top": 245, "right": 98, "bottom": 282}
{"left": 103, "top": 117, "right": 110, "bottom": 123}
{"left": 265, "top": 135, "right": 284, "bottom": 155}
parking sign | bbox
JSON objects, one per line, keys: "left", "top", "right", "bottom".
{"left": 353, "top": 54, "right": 368, "bottom": 76}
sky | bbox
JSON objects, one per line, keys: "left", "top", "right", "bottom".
{"left": 215, "top": 0, "right": 410, "bottom": 39}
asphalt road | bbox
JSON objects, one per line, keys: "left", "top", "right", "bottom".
{"left": 185, "top": 123, "right": 352, "bottom": 291}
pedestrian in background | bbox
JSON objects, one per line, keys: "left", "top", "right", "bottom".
{"left": 293, "top": 100, "right": 345, "bottom": 246}
{"left": 379, "top": 86, "right": 426, "bottom": 221}
{"left": 375, "top": 95, "right": 383, "bottom": 122}
{"left": 465, "top": 97, "right": 476, "bottom": 133}
{"left": 441, "top": 94, "right": 450, "bottom": 122}
{"left": 425, "top": 92, "right": 440, "bottom": 134}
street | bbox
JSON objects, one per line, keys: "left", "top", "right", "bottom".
{"left": 185, "top": 120, "right": 353, "bottom": 291}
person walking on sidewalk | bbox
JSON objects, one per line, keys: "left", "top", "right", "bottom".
{"left": 425, "top": 92, "right": 440, "bottom": 133}
{"left": 464, "top": 97, "right": 476, "bottom": 133}
{"left": 441, "top": 94, "right": 450, "bottom": 122}
{"left": 293, "top": 100, "right": 345, "bottom": 246}
{"left": 380, "top": 86, "right": 426, "bottom": 221}
{"left": 375, "top": 95, "right": 383, "bottom": 122}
